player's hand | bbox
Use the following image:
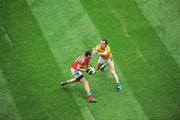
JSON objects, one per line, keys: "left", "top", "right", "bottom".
{"left": 86, "top": 67, "right": 96, "bottom": 75}
{"left": 86, "top": 69, "right": 90, "bottom": 73}
{"left": 92, "top": 48, "right": 98, "bottom": 55}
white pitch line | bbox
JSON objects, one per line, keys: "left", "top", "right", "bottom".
{"left": 5, "top": 33, "right": 13, "bottom": 46}
{"left": 1, "top": 26, "right": 14, "bottom": 47}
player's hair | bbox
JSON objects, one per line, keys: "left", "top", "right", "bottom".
{"left": 101, "top": 39, "right": 108, "bottom": 44}
{"left": 85, "top": 50, "right": 92, "bottom": 57}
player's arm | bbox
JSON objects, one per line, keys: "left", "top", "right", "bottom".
{"left": 98, "top": 46, "right": 110, "bottom": 56}
{"left": 97, "top": 51, "right": 108, "bottom": 56}
{"left": 93, "top": 46, "right": 109, "bottom": 56}
{"left": 76, "top": 64, "right": 86, "bottom": 72}
{"left": 86, "top": 63, "right": 91, "bottom": 71}
{"left": 84, "top": 60, "right": 94, "bottom": 74}
{"left": 91, "top": 46, "right": 100, "bottom": 55}
{"left": 91, "top": 48, "right": 98, "bottom": 55}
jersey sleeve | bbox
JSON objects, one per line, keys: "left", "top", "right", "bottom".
{"left": 86, "top": 60, "right": 90, "bottom": 65}
{"left": 79, "top": 57, "right": 85, "bottom": 65}
{"left": 95, "top": 45, "right": 100, "bottom": 51}
{"left": 105, "top": 45, "right": 111, "bottom": 52}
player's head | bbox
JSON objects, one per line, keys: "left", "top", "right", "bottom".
{"left": 84, "top": 50, "right": 92, "bottom": 59}
{"left": 100, "top": 39, "right": 108, "bottom": 49}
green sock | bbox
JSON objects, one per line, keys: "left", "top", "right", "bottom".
{"left": 116, "top": 81, "right": 120, "bottom": 86}
{"left": 103, "top": 62, "right": 108, "bottom": 68}
{"left": 103, "top": 62, "right": 108, "bottom": 66}
{"left": 87, "top": 91, "right": 92, "bottom": 96}
{"left": 100, "top": 62, "right": 108, "bottom": 70}
{"left": 66, "top": 80, "right": 72, "bottom": 83}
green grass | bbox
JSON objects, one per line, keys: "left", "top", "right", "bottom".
{"left": 0, "top": 0, "right": 180, "bottom": 120}
{"left": 0, "top": 0, "right": 84, "bottom": 120}
{"left": 135, "top": 0, "right": 180, "bottom": 65}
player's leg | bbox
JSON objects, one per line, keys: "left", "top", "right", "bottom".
{"left": 96, "top": 57, "right": 104, "bottom": 71}
{"left": 96, "top": 63, "right": 103, "bottom": 71}
{"left": 108, "top": 60, "right": 122, "bottom": 91}
{"left": 80, "top": 77, "right": 91, "bottom": 96}
{"left": 61, "top": 69, "right": 82, "bottom": 86}
{"left": 61, "top": 77, "right": 79, "bottom": 86}
{"left": 99, "top": 62, "right": 108, "bottom": 71}
{"left": 80, "top": 77, "right": 96, "bottom": 102}
{"left": 97, "top": 57, "right": 109, "bottom": 71}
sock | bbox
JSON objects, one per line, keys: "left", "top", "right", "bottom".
{"left": 100, "top": 62, "right": 108, "bottom": 71}
{"left": 66, "top": 79, "right": 79, "bottom": 84}
{"left": 116, "top": 81, "right": 120, "bottom": 86}
{"left": 66, "top": 79, "right": 74, "bottom": 83}
{"left": 87, "top": 91, "right": 92, "bottom": 96}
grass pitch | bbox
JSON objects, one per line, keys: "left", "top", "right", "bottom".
{"left": 0, "top": 0, "right": 180, "bottom": 120}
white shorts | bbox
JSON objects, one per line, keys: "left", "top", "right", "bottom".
{"left": 98, "top": 57, "right": 112, "bottom": 64}
{"left": 71, "top": 68, "right": 83, "bottom": 80}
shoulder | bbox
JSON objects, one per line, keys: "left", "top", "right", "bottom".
{"left": 79, "top": 56, "right": 85, "bottom": 64}
{"left": 95, "top": 45, "right": 100, "bottom": 50}
{"left": 106, "top": 45, "right": 111, "bottom": 51}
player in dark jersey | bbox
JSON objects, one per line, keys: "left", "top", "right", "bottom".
{"left": 61, "top": 50, "right": 96, "bottom": 103}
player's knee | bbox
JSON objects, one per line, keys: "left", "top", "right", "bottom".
{"left": 96, "top": 65, "right": 100, "bottom": 70}
{"left": 84, "top": 80, "right": 89, "bottom": 85}
{"left": 81, "top": 78, "right": 88, "bottom": 84}
{"left": 96, "top": 67, "right": 100, "bottom": 71}
{"left": 110, "top": 69, "right": 116, "bottom": 75}
{"left": 109, "top": 68, "right": 114, "bottom": 73}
